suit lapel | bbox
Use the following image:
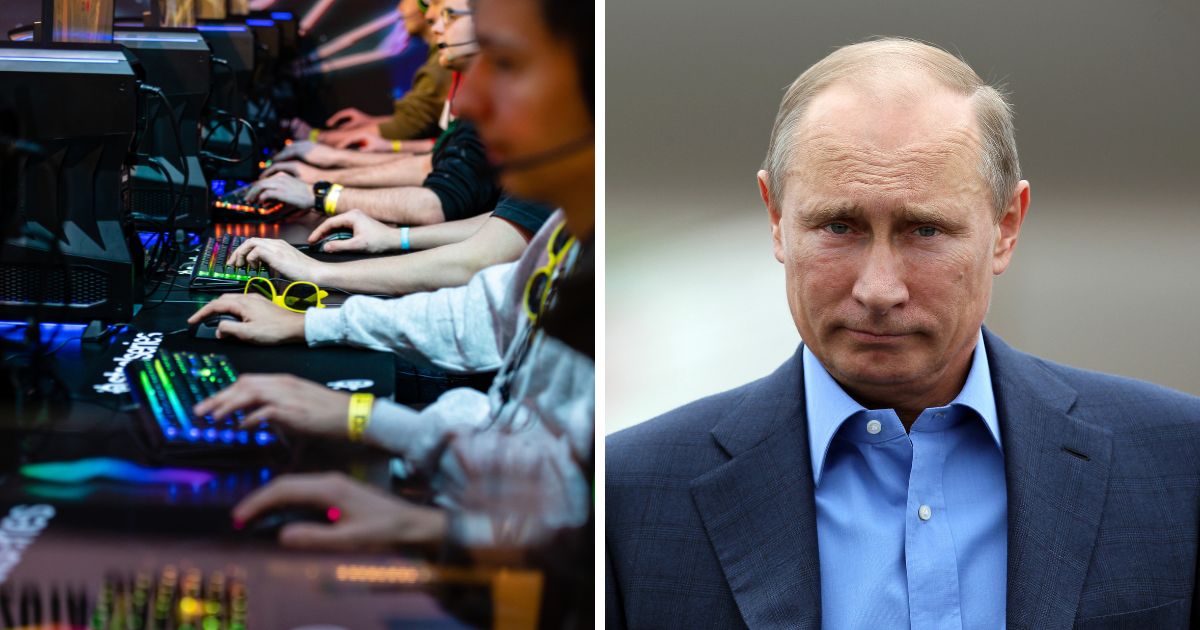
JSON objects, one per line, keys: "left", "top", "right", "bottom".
{"left": 985, "top": 329, "right": 1113, "bottom": 630}
{"left": 690, "top": 348, "right": 822, "bottom": 630}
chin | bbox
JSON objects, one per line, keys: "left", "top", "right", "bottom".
{"left": 828, "top": 351, "right": 927, "bottom": 388}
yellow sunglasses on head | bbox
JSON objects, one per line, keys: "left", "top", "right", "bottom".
{"left": 244, "top": 277, "right": 328, "bottom": 313}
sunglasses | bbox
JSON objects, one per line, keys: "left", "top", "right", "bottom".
{"left": 523, "top": 223, "right": 576, "bottom": 324}
{"left": 245, "top": 277, "right": 329, "bottom": 313}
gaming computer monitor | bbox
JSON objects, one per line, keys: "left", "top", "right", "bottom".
{"left": 0, "top": 44, "right": 141, "bottom": 323}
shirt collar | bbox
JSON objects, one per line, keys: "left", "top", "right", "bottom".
{"left": 804, "top": 331, "right": 1001, "bottom": 485}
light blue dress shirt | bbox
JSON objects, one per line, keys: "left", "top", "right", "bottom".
{"left": 805, "top": 332, "right": 1007, "bottom": 630}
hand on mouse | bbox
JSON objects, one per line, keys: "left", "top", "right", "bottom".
{"left": 244, "top": 172, "right": 315, "bottom": 209}
{"left": 330, "top": 125, "right": 383, "bottom": 150}
{"left": 308, "top": 209, "right": 401, "bottom": 254}
{"left": 232, "top": 472, "right": 448, "bottom": 551}
{"left": 187, "top": 293, "right": 307, "bottom": 345}
{"left": 228, "top": 237, "right": 330, "bottom": 284}
{"left": 193, "top": 373, "right": 348, "bottom": 436}
{"left": 325, "top": 107, "right": 374, "bottom": 130}
{"left": 262, "top": 160, "right": 326, "bottom": 184}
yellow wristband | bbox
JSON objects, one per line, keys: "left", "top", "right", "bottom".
{"left": 392, "top": 140, "right": 403, "bottom": 153}
{"left": 309, "top": 129, "right": 320, "bottom": 142}
{"left": 347, "top": 393, "right": 374, "bottom": 442}
{"left": 324, "top": 184, "right": 343, "bottom": 216}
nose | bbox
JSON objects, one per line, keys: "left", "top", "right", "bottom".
{"left": 851, "top": 240, "right": 909, "bottom": 314}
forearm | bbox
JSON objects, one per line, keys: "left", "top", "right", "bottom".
{"left": 337, "top": 186, "right": 445, "bottom": 224}
{"left": 328, "top": 150, "right": 410, "bottom": 168}
{"left": 317, "top": 218, "right": 526, "bottom": 295}
{"left": 408, "top": 213, "right": 491, "bottom": 249}
{"left": 304, "top": 262, "right": 515, "bottom": 371}
{"left": 327, "top": 155, "right": 432, "bottom": 188}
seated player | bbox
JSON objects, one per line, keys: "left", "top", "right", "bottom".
{"left": 286, "top": 0, "right": 450, "bottom": 149}
{"left": 189, "top": 0, "right": 595, "bottom": 554}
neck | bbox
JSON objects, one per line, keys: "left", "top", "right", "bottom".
{"left": 838, "top": 348, "right": 975, "bottom": 431}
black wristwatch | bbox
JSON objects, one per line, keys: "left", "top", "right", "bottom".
{"left": 312, "top": 180, "right": 332, "bottom": 211}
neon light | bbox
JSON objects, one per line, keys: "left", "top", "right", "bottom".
{"left": 245, "top": 19, "right": 275, "bottom": 27}
{"left": 139, "top": 371, "right": 168, "bottom": 421}
{"left": 195, "top": 25, "right": 248, "bottom": 32}
{"left": 20, "top": 458, "right": 215, "bottom": 485}
{"left": 153, "top": 358, "right": 192, "bottom": 429}
{"left": 270, "top": 12, "right": 294, "bottom": 20}
{"left": 115, "top": 35, "right": 204, "bottom": 43}
{"left": 0, "top": 56, "right": 121, "bottom": 64}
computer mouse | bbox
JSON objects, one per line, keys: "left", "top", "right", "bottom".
{"left": 237, "top": 506, "right": 339, "bottom": 539}
{"left": 314, "top": 228, "right": 354, "bottom": 252}
{"left": 190, "top": 313, "right": 241, "bottom": 339}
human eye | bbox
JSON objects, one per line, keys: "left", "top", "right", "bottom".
{"left": 824, "top": 222, "right": 851, "bottom": 235}
{"left": 914, "top": 225, "right": 941, "bottom": 237}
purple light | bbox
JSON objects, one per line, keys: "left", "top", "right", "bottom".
{"left": 165, "top": 426, "right": 179, "bottom": 439}
{"left": 204, "top": 428, "right": 219, "bottom": 442}
{"left": 220, "top": 429, "right": 235, "bottom": 443}
{"left": 246, "top": 19, "right": 275, "bottom": 27}
{"left": 196, "top": 25, "right": 248, "bottom": 32}
{"left": 20, "top": 458, "right": 216, "bottom": 485}
{"left": 254, "top": 431, "right": 273, "bottom": 445}
{"left": 270, "top": 12, "right": 294, "bottom": 20}
{"left": 187, "top": 427, "right": 201, "bottom": 441}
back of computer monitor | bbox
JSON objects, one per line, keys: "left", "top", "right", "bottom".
{"left": 0, "top": 44, "right": 142, "bottom": 323}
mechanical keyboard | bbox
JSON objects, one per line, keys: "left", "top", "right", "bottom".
{"left": 125, "top": 349, "right": 283, "bottom": 459}
{"left": 189, "top": 234, "right": 277, "bottom": 291}
{"left": 212, "top": 183, "right": 294, "bottom": 221}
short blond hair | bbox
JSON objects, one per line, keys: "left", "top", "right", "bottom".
{"left": 762, "top": 37, "right": 1020, "bottom": 219}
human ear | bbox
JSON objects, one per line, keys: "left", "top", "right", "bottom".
{"left": 993, "top": 180, "right": 1030, "bottom": 275}
{"left": 759, "top": 170, "right": 785, "bottom": 264}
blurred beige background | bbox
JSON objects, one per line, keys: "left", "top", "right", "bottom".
{"left": 607, "top": 1, "right": 1200, "bottom": 434}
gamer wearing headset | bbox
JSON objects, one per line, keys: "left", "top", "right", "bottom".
{"left": 188, "top": 0, "right": 594, "bottom": 552}
{"left": 261, "top": 0, "right": 480, "bottom": 188}
{"left": 287, "top": 0, "right": 451, "bottom": 150}
{"left": 220, "top": 0, "right": 555, "bottom": 297}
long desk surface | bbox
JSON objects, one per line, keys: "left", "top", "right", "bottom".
{"left": 0, "top": 217, "right": 537, "bottom": 628}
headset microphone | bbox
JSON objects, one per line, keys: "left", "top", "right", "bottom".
{"left": 490, "top": 134, "right": 594, "bottom": 173}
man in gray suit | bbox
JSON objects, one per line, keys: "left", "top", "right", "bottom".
{"left": 606, "top": 37, "right": 1200, "bottom": 629}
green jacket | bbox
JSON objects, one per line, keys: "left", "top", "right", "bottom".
{"left": 378, "top": 44, "right": 452, "bottom": 140}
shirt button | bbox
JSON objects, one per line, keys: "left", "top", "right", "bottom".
{"left": 918, "top": 505, "right": 932, "bottom": 521}
{"left": 866, "top": 420, "right": 882, "bottom": 435}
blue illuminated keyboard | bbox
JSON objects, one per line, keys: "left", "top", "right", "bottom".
{"left": 125, "top": 350, "right": 284, "bottom": 459}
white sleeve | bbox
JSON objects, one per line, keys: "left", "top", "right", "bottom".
{"left": 361, "top": 387, "right": 493, "bottom": 464}
{"left": 303, "top": 261, "right": 517, "bottom": 373}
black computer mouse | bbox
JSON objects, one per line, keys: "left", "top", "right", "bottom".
{"left": 190, "top": 313, "right": 241, "bottom": 339}
{"left": 314, "top": 228, "right": 354, "bottom": 252}
{"left": 238, "top": 507, "right": 338, "bottom": 540}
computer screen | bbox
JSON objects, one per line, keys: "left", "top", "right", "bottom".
{"left": 51, "top": 0, "right": 114, "bottom": 43}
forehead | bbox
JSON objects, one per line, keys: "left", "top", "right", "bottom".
{"left": 787, "top": 78, "right": 986, "bottom": 203}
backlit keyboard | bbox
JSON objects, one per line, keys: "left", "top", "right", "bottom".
{"left": 212, "top": 183, "right": 292, "bottom": 220}
{"left": 189, "top": 234, "right": 277, "bottom": 291}
{"left": 125, "top": 350, "right": 282, "bottom": 457}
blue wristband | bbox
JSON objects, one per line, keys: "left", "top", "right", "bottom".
{"left": 400, "top": 226, "right": 411, "bottom": 251}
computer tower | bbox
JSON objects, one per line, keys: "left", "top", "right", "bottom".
{"left": 0, "top": 44, "right": 142, "bottom": 323}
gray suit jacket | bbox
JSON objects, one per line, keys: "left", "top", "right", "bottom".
{"left": 606, "top": 329, "right": 1200, "bottom": 629}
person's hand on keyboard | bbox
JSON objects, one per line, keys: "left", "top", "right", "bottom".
{"left": 187, "top": 294, "right": 306, "bottom": 345}
{"left": 308, "top": 209, "right": 400, "bottom": 254}
{"left": 229, "top": 238, "right": 328, "bottom": 284}
{"left": 244, "top": 172, "right": 315, "bottom": 209}
{"left": 232, "top": 472, "right": 449, "bottom": 551}
{"left": 193, "top": 373, "right": 348, "bottom": 437}
{"left": 262, "top": 160, "right": 326, "bottom": 184}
